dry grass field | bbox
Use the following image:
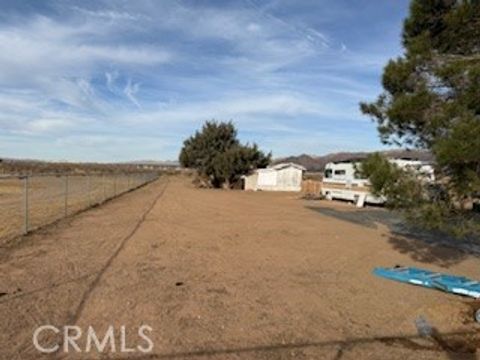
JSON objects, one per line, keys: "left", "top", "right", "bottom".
{"left": 0, "top": 175, "right": 479, "bottom": 359}
{"left": 0, "top": 174, "right": 157, "bottom": 243}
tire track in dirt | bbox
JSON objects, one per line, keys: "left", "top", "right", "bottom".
{"left": 64, "top": 177, "right": 169, "bottom": 327}
{"left": 0, "top": 271, "right": 98, "bottom": 305}
{"left": 1, "top": 178, "right": 170, "bottom": 360}
{"left": 0, "top": 179, "right": 169, "bottom": 308}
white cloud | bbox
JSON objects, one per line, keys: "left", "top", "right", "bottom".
{"left": 0, "top": 16, "right": 172, "bottom": 91}
{"left": 105, "top": 71, "right": 119, "bottom": 92}
{"left": 25, "top": 118, "right": 75, "bottom": 134}
{"left": 72, "top": 6, "right": 147, "bottom": 22}
{"left": 123, "top": 80, "right": 141, "bottom": 108}
{"left": 0, "top": 1, "right": 394, "bottom": 161}
{"left": 117, "top": 92, "right": 349, "bottom": 128}
{"left": 120, "top": 1, "right": 326, "bottom": 72}
{"left": 0, "top": 13, "right": 173, "bottom": 119}
{"left": 0, "top": 89, "right": 94, "bottom": 135}
{"left": 247, "top": 23, "right": 261, "bottom": 32}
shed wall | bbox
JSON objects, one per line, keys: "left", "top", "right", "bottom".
{"left": 257, "top": 168, "right": 303, "bottom": 191}
{"left": 244, "top": 173, "right": 258, "bottom": 191}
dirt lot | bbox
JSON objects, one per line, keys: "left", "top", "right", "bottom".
{"left": 0, "top": 175, "right": 479, "bottom": 359}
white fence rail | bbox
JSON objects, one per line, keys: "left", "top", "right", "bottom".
{"left": 0, "top": 172, "right": 159, "bottom": 243}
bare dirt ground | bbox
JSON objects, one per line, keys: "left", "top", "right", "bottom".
{"left": 0, "top": 175, "right": 479, "bottom": 360}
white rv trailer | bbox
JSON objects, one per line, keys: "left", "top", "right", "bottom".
{"left": 321, "top": 159, "right": 434, "bottom": 207}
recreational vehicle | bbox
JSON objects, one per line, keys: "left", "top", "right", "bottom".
{"left": 321, "top": 158, "right": 434, "bottom": 207}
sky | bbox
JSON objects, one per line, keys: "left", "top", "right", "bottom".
{"left": 0, "top": 0, "right": 410, "bottom": 162}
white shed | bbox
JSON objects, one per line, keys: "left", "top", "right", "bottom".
{"left": 243, "top": 163, "right": 306, "bottom": 192}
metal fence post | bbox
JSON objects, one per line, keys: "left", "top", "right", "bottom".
{"left": 87, "top": 175, "right": 92, "bottom": 206}
{"left": 23, "top": 176, "right": 29, "bottom": 234}
{"left": 64, "top": 175, "right": 69, "bottom": 217}
{"left": 102, "top": 174, "right": 106, "bottom": 201}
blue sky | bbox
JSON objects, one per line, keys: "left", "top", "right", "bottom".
{"left": 0, "top": 0, "right": 409, "bottom": 162}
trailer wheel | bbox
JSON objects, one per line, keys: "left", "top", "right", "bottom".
{"left": 475, "top": 309, "right": 480, "bottom": 323}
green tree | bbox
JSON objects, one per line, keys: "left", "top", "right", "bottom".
{"left": 357, "top": 153, "right": 425, "bottom": 209}
{"left": 360, "top": 0, "right": 480, "bottom": 237}
{"left": 179, "top": 121, "right": 271, "bottom": 188}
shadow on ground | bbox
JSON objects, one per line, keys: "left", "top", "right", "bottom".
{"left": 306, "top": 205, "right": 391, "bottom": 230}
{"left": 101, "top": 329, "right": 478, "bottom": 359}
{"left": 385, "top": 234, "right": 469, "bottom": 268}
{"left": 306, "top": 205, "right": 480, "bottom": 268}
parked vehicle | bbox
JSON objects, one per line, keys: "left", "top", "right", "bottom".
{"left": 321, "top": 158, "right": 435, "bottom": 207}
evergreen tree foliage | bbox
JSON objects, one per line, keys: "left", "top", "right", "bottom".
{"left": 179, "top": 121, "right": 271, "bottom": 188}
{"left": 360, "top": 0, "right": 480, "bottom": 237}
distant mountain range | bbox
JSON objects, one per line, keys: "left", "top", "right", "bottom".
{"left": 274, "top": 149, "right": 433, "bottom": 171}
{"left": 1, "top": 151, "right": 433, "bottom": 173}
{"left": 123, "top": 160, "right": 180, "bottom": 167}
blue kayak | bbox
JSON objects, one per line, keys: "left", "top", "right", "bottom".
{"left": 373, "top": 266, "right": 480, "bottom": 299}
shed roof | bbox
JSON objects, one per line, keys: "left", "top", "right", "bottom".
{"left": 269, "top": 162, "right": 306, "bottom": 171}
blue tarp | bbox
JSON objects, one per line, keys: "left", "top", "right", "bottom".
{"left": 373, "top": 266, "right": 480, "bottom": 299}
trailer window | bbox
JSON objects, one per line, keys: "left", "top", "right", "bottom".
{"left": 324, "top": 169, "right": 332, "bottom": 178}
{"left": 334, "top": 170, "right": 346, "bottom": 176}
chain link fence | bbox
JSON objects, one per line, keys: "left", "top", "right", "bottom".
{"left": 0, "top": 172, "right": 159, "bottom": 243}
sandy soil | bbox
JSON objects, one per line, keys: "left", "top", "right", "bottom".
{"left": 0, "top": 175, "right": 479, "bottom": 360}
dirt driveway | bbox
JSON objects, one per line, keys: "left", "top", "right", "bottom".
{"left": 0, "top": 175, "right": 479, "bottom": 359}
